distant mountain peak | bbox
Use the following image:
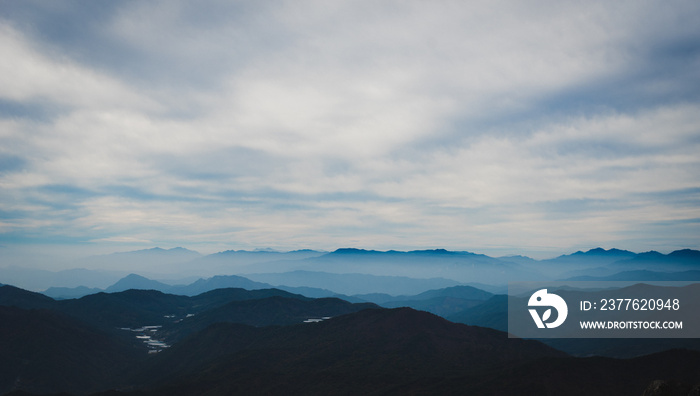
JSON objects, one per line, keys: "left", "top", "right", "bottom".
{"left": 105, "top": 273, "right": 172, "bottom": 293}
{"left": 332, "top": 248, "right": 374, "bottom": 254}
{"left": 669, "top": 249, "right": 700, "bottom": 258}
{"left": 168, "top": 247, "right": 197, "bottom": 253}
{"left": 636, "top": 250, "right": 664, "bottom": 258}
{"left": 577, "top": 247, "right": 635, "bottom": 256}
{"left": 253, "top": 247, "right": 279, "bottom": 252}
{"left": 409, "top": 248, "right": 456, "bottom": 255}
{"left": 122, "top": 273, "right": 150, "bottom": 280}
{"left": 216, "top": 249, "right": 281, "bottom": 255}
{"left": 500, "top": 255, "right": 535, "bottom": 260}
{"left": 565, "top": 247, "right": 636, "bottom": 258}
{"left": 330, "top": 248, "right": 478, "bottom": 256}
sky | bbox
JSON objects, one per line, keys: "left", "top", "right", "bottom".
{"left": 1, "top": 0, "right": 699, "bottom": 262}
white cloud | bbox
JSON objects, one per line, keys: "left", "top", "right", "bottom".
{"left": 89, "top": 236, "right": 154, "bottom": 244}
{"left": 0, "top": 24, "right": 160, "bottom": 112}
{"left": 0, "top": 0, "right": 699, "bottom": 256}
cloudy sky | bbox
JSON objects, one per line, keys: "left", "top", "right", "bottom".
{"left": 1, "top": 0, "right": 699, "bottom": 260}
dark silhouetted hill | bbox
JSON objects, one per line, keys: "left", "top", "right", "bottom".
{"left": 0, "top": 306, "right": 143, "bottom": 395}
{"left": 3, "top": 284, "right": 700, "bottom": 395}
{"left": 43, "top": 286, "right": 104, "bottom": 300}
{"left": 1, "top": 285, "right": 317, "bottom": 333}
{"left": 468, "top": 349, "right": 700, "bottom": 395}
{"left": 55, "top": 289, "right": 193, "bottom": 330}
{"left": 134, "top": 307, "right": 566, "bottom": 395}
{"left": 447, "top": 286, "right": 700, "bottom": 358}
{"left": 54, "top": 288, "right": 314, "bottom": 332}
{"left": 449, "top": 294, "right": 508, "bottom": 331}
{"left": 245, "top": 270, "right": 462, "bottom": 295}
{"left": 0, "top": 285, "right": 55, "bottom": 309}
{"left": 159, "top": 296, "right": 378, "bottom": 342}
{"left": 128, "top": 308, "right": 700, "bottom": 395}
{"left": 360, "top": 285, "right": 494, "bottom": 317}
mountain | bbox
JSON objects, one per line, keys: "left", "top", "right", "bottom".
{"left": 408, "top": 284, "right": 493, "bottom": 300}
{"left": 38, "top": 270, "right": 492, "bottom": 303}
{"left": 99, "top": 273, "right": 276, "bottom": 296}
{"left": 170, "top": 274, "right": 272, "bottom": 296}
{"left": 543, "top": 337, "right": 700, "bottom": 359}
{"left": 528, "top": 248, "right": 638, "bottom": 277}
{"left": 560, "top": 247, "right": 637, "bottom": 261}
{"left": 273, "top": 284, "right": 350, "bottom": 299}
{"left": 58, "top": 287, "right": 324, "bottom": 332}
{"left": 105, "top": 273, "right": 174, "bottom": 293}
{"left": 207, "top": 247, "right": 544, "bottom": 284}
{"left": 133, "top": 307, "right": 566, "bottom": 395}
{"left": 498, "top": 254, "right": 538, "bottom": 265}
{"left": 185, "top": 287, "right": 314, "bottom": 311}
{"left": 39, "top": 272, "right": 351, "bottom": 300}
{"left": 37, "top": 274, "right": 277, "bottom": 300}
{"left": 0, "top": 283, "right": 379, "bottom": 394}
{"left": 42, "top": 286, "right": 103, "bottom": 299}
{"left": 289, "top": 248, "right": 541, "bottom": 284}
{"left": 245, "top": 270, "right": 462, "bottom": 295}
{"left": 5, "top": 285, "right": 324, "bottom": 334}
{"left": 7, "top": 247, "right": 699, "bottom": 294}
{"left": 55, "top": 289, "right": 194, "bottom": 330}
{"left": 523, "top": 248, "right": 700, "bottom": 280}
{"left": 380, "top": 295, "right": 487, "bottom": 317}
{"left": 564, "top": 269, "right": 700, "bottom": 282}
{"left": 4, "top": 281, "right": 700, "bottom": 395}
{"left": 610, "top": 249, "right": 700, "bottom": 271}
{"left": 104, "top": 272, "right": 436, "bottom": 299}
{"left": 159, "top": 296, "right": 378, "bottom": 343}
{"left": 356, "top": 285, "right": 494, "bottom": 318}
{"left": 0, "top": 285, "right": 56, "bottom": 309}
{"left": 0, "top": 305, "right": 143, "bottom": 395}
{"left": 195, "top": 249, "right": 326, "bottom": 276}
{"left": 469, "top": 349, "right": 700, "bottom": 395}
{"left": 669, "top": 249, "right": 700, "bottom": 261}
{"left": 204, "top": 249, "right": 325, "bottom": 262}
{"left": 449, "top": 294, "right": 509, "bottom": 332}
{"left": 448, "top": 285, "right": 700, "bottom": 359}
{"left": 131, "top": 308, "right": 700, "bottom": 396}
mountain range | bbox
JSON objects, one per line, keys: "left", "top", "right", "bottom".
{"left": 4, "top": 246, "right": 699, "bottom": 294}
{"left": 2, "top": 246, "right": 700, "bottom": 394}
{"left": 2, "top": 282, "right": 700, "bottom": 395}
{"left": 40, "top": 273, "right": 498, "bottom": 321}
{"left": 41, "top": 271, "right": 464, "bottom": 300}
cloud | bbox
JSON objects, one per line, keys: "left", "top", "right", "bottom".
{"left": 89, "top": 236, "right": 154, "bottom": 245}
{"left": 0, "top": 24, "right": 160, "bottom": 113}
{"left": 0, "top": 0, "right": 699, "bottom": 257}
